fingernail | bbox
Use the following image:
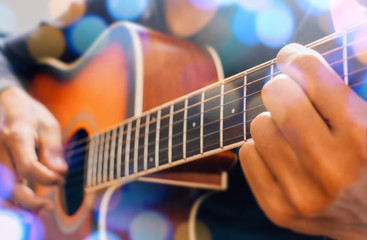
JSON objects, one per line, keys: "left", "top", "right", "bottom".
{"left": 54, "top": 156, "right": 68, "bottom": 170}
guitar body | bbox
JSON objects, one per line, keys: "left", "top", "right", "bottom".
{"left": 30, "top": 22, "right": 235, "bottom": 239}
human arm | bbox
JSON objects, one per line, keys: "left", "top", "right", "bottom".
{"left": 239, "top": 43, "right": 367, "bottom": 240}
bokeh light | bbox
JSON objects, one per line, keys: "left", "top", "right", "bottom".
{"left": 232, "top": 7, "right": 259, "bottom": 46}
{"left": 0, "top": 3, "right": 17, "bottom": 36}
{"left": 48, "top": 0, "right": 77, "bottom": 19}
{"left": 66, "top": 15, "right": 107, "bottom": 55}
{"left": 84, "top": 230, "right": 120, "bottom": 240}
{"left": 106, "top": 0, "right": 149, "bottom": 21}
{"left": 331, "top": 0, "right": 366, "bottom": 32}
{"left": 27, "top": 24, "right": 66, "bottom": 60}
{"left": 189, "top": 0, "right": 220, "bottom": 10}
{"left": 296, "top": 0, "right": 331, "bottom": 15}
{"left": 0, "top": 163, "right": 15, "bottom": 200}
{"left": 0, "top": 210, "right": 25, "bottom": 240}
{"left": 130, "top": 211, "right": 172, "bottom": 240}
{"left": 238, "top": 0, "right": 273, "bottom": 12}
{"left": 256, "top": 0, "right": 295, "bottom": 48}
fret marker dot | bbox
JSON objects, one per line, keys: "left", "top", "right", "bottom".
{"left": 192, "top": 122, "right": 196, "bottom": 128}
{"left": 149, "top": 157, "right": 154, "bottom": 162}
{"left": 152, "top": 117, "right": 156, "bottom": 121}
{"left": 232, "top": 108, "right": 235, "bottom": 114}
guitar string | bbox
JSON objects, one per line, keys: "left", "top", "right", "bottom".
{"left": 65, "top": 65, "right": 367, "bottom": 185}
{"left": 62, "top": 34, "right": 366, "bottom": 153}
{"left": 45, "top": 34, "right": 367, "bottom": 187}
{"left": 63, "top": 48, "right": 367, "bottom": 160}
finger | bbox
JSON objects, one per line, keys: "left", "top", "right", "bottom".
{"left": 37, "top": 107, "right": 68, "bottom": 173}
{"left": 262, "top": 73, "right": 332, "bottom": 151}
{"left": 0, "top": 144, "right": 54, "bottom": 210}
{"left": 276, "top": 43, "right": 353, "bottom": 129}
{"left": 3, "top": 125, "right": 65, "bottom": 185}
{"left": 250, "top": 112, "right": 330, "bottom": 217}
{"left": 239, "top": 140, "right": 297, "bottom": 226}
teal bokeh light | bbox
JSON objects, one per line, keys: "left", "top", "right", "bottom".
{"left": 232, "top": 7, "right": 259, "bottom": 46}
{"left": 256, "top": 1, "right": 295, "bottom": 48}
{"left": 106, "top": 0, "right": 149, "bottom": 21}
{"left": 67, "top": 15, "right": 107, "bottom": 55}
{"left": 84, "top": 231, "right": 120, "bottom": 240}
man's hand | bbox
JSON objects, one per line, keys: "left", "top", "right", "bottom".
{"left": 0, "top": 87, "right": 67, "bottom": 210}
{"left": 239, "top": 44, "right": 367, "bottom": 240}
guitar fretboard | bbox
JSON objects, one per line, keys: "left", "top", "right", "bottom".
{"left": 83, "top": 23, "right": 367, "bottom": 191}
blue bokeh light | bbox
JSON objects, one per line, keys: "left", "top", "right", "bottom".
{"left": 232, "top": 7, "right": 259, "bottom": 46}
{"left": 0, "top": 164, "right": 15, "bottom": 200}
{"left": 130, "top": 211, "right": 172, "bottom": 240}
{"left": 84, "top": 231, "right": 120, "bottom": 240}
{"left": 66, "top": 15, "right": 107, "bottom": 55}
{"left": 256, "top": 1, "right": 295, "bottom": 48}
{"left": 296, "top": 0, "right": 331, "bottom": 15}
{"left": 0, "top": 3, "right": 17, "bottom": 35}
{"left": 106, "top": 0, "right": 149, "bottom": 21}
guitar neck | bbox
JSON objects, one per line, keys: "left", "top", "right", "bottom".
{"left": 84, "top": 23, "right": 367, "bottom": 191}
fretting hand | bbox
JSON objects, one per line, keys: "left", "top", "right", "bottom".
{"left": 239, "top": 43, "right": 367, "bottom": 240}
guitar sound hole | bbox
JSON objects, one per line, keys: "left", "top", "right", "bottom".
{"left": 61, "top": 129, "right": 88, "bottom": 216}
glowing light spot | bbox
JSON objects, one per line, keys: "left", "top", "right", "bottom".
{"left": 238, "top": 0, "right": 273, "bottom": 12}
{"left": 0, "top": 164, "right": 15, "bottom": 200}
{"left": 84, "top": 231, "right": 120, "bottom": 240}
{"left": 28, "top": 24, "right": 66, "bottom": 59}
{"left": 192, "top": 122, "right": 197, "bottom": 128}
{"left": 149, "top": 157, "right": 154, "bottom": 162}
{"left": 331, "top": 0, "right": 366, "bottom": 32}
{"left": 0, "top": 3, "right": 17, "bottom": 35}
{"left": 0, "top": 210, "right": 25, "bottom": 240}
{"left": 232, "top": 7, "right": 259, "bottom": 46}
{"left": 231, "top": 108, "right": 235, "bottom": 114}
{"left": 189, "top": 0, "right": 219, "bottom": 10}
{"left": 130, "top": 211, "right": 172, "bottom": 240}
{"left": 106, "top": 0, "right": 149, "bottom": 21}
{"left": 256, "top": 1, "right": 295, "bottom": 48}
{"left": 296, "top": 0, "right": 331, "bottom": 15}
{"left": 66, "top": 15, "right": 107, "bottom": 55}
{"left": 49, "top": 0, "right": 87, "bottom": 26}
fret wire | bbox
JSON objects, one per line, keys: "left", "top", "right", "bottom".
{"left": 144, "top": 114, "right": 150, "bottom": 170}
{"left": 342, "top": 33, "right": 349, "bottom": 85}
{"left": 86, "top": 137, "right": 94, "bottom": 187}
{"left": 243, "top": 74, "right": 247, "bottom": 140}
{"left": 97, "top": 133, "right": 105, "bottom": 184}
{"left": 200, "top": 90, "right": 205, "bottom": 154}
{"left": 109, "top": 128, "right": 117, "bottom": 181}
{"left": 103, "top": 131, "right": 110, "bottom": 183}
{"left": 183, "top": 96, "right": 188, "bottom": 159}
{"left": 155, "top": 108, "right": 162, "bottom": 167}
{"left": 125, "top": 121, "right": 132, "bottom": 177}
{"left": 220, "top": 83, "right": 224, "bottom": 148}
{"left": 168, "top": 104, "right": 174, "bottom": 163}
{"left": 134, "top": 118, "right": 141, "bottom": 174}
{"left": 116, "top": 124, "right": 124, "bottom": 178}
{"left": 92, "top": 135, "right": 99, "bottom": 185}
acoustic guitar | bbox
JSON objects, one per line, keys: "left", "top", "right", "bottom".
{"left": 24, "top": 22, "right": 367, "bottom": 239}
